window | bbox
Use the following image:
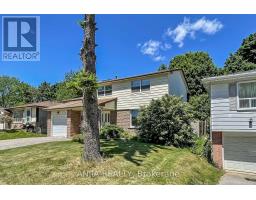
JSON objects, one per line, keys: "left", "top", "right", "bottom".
{"left": 101, "top": 111, "right": 110, "bottom": 125}
{"left": 238, "top": 82, "right": 256, "bottom": 109}
{"left": 98, "top": 86, "right": 105, "bottom": 96}
{"left": 131, "top": 79, "right": 150, "bottom": 92}
{"left": 105, "top": 85, "right": 112, "bottom": 96}
{"left": 131, "top": 80, "right": 141, "bottom": 92}
{"left": 141, "top": 79, "right": 150, "bottom": 91}
{"left": 13, "top": 110, "right": 23, "bottom": 122}
{"left": 130, "top": 109, "right": 139, "bottom": 127}
{"left": 98, "top": 85, "right": 112, "bottom": 96}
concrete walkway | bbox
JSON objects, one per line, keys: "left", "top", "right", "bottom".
{"left": 0, "top": 137, "right": 70, "bottom": 150}
{"left": 219, "top": 172, "right": 256, "bottom": 185}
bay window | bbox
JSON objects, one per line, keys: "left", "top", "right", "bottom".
{"left": 238, "top": 81, "right": 256, "bottom": 109}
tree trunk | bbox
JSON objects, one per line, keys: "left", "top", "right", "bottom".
{"left": 80, "top": 14, "right": 101, "bottom": 161}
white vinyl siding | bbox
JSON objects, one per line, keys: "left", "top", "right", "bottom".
{"left": 169, "top": 71, "right": 187, "bottom": 101}
{"left": 99, "top": 74, "right": 169, "bottom": 110}
{"left": 211, "top": 83, "right": 256, "bottom": 131}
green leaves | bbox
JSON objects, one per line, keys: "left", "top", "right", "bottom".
{"left": 66, "top": 69, "right": 98, "bottom": 95}
{"left": 223, "top": 33, "right": 256, "bottom": 74}
{"left": 138, "top": 95, "right": 195, "bottom": 147}
{"left": 169, "top": 51, "right": 217, "bottom": 96}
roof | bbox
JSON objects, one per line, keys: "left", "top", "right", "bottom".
{"left": 99, "top": 69, "right": 183, "bottom": 85}
{"left": 45, "top": 97, "right": 117, "bottom": 110}
{"left": 10, "top": 101, "right": 59, "bottom": 109}
{"left": 202, "top": 70, "right": 256, "bottom": 85}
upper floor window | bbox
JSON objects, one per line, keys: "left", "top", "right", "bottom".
{"left": 238, "top": 81, "right": 256, "bottom": 109}
{"left": 98, "top": 85, "right": 112, "bottom": 96}
{"left": 131, "top": 79, "right": 150, "bottom": 92}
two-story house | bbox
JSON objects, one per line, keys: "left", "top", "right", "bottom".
{"left": 203, "top": 70, "right": 256, "bottom": 173}
{"left": 45, "top": 69, "right": 188, "bottom": 138}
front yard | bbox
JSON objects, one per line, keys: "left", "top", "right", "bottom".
{"left": 0, "top": 139, "right": 223, "bottom": 184}
{"left": 0, "top": 130, "right": 46, "bottom": 140}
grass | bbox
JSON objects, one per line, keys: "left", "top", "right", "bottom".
{"left": 0, "top": 139, "right": 223, "bottom": 184}
{"left": 0, "top": 130, "right": 46, "bottom": 140}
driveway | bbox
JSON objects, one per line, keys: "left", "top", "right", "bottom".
{"left": 219, "top": 172, "right": 256, "bottom": 185}
{"left": 0, "top": 137, "right": 70, "bottom": 150}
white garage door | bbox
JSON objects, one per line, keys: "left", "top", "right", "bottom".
{"left": 224, "top": 133, "right": 256, "bottom": 173}
{"left": 52, "top": 111, "right": 67, "bottom": 137}
{"left": 0, "top": 123, "right": 4, "bottom": 130}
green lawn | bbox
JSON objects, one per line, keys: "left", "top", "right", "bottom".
{"left": 0, "top": 139, "right": 223, "bottom": 184}
{"left": 0, "top": 130, "right": 46, "bottom": 140}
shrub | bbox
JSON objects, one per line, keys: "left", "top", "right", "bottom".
{"left": 100, "top": 124, "right": 124, "bottom": 140}
{"left": 72, "top": 133, "right": 84, "bottom": 144}
{"left": 191, "top": 136, "right": 212, "bottom": 163}
{"left": 138, "top": 95, "right": 195, "bottom": 147}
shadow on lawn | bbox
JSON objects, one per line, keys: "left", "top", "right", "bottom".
{"left": 101, "top": 139, "right": 169, "bottom": 166}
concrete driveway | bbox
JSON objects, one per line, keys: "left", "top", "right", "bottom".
{"left": 0, "top": 137, "right": 70, "bottom": 150}
{"left": 219, "top": 172, "right": 256, "bottom": 185}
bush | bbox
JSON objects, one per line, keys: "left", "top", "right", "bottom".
{"left": 100, "top": 124, "right": 124, "bottom": 140}
{"left": 138, "top": 95, "right": 195, "bottom": 147}
{"left": 191, "top": 136, "right": 212, "bottom": 163}
{"left": 72, "top": 133, "right": 84, "bottom": 144}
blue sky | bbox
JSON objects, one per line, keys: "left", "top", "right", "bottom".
{"left": 0, "top": 14, "right": 255, "bottom": 86}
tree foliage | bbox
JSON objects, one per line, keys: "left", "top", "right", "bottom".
{"left": 223, "top": 33, "right": 256, "bottom": 74}
{"left": 138, "top": 95, "right": 195, "bottom": 147}
{"left": 54, "top": 71, "right": 83, "bottom": 101}
{"left": 36, "top": 81, "right": 56, "bottom": 102}
{"left": 169, "top": 52, "right": 217, "bottom": 96}
{"left": 188, "top": 94, "right": 210, "bottom": 121}
{"left": 158, "top": 64, "right": 168, "bottom": 71}
{"left": 0, "top": 76, "right": 37, "bottom": 107}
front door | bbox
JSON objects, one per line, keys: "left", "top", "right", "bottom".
{"left": 26, "top": 108, "right": 31, "bottom": 123}
{"left": 101, "top": 111, "right": 110, "bottom": 126}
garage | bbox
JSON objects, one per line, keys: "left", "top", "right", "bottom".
{"left": 224, "top": 133, "right": 256, "bottom": 173}
{"left": 0, "top": 123, "right": 4, "bottom": 130}
{"left": 52, "top": 111, "right": 67, "bottom": 137}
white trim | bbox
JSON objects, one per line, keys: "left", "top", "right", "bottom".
{"left": 222, "top": 132, "right": 225, "bottom": 169}
{"left": 131, "top": 79, "right": 151, "bottom": 93}
{"left": 98, "top": 85, "right": 112, "bottom": 97}
{"left": 237, "top": 80, "right": 256, "bottom": 110}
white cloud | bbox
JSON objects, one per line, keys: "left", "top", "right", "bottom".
{"left": 166, "top": 17, "right": 223, "bottom": 47}
{"left": 138, "top": 40, "right": 171, "bottom": 62}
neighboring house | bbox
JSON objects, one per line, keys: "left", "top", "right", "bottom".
{"left": 203, "top": 70, "right": 256, "bottom": 173}
{"left": 45, "top": 69, "right": 188, "bottom": 138}
{"left": 9, "top": 101, "right": 58, "bottom": 133}
{"left": 0, "top": 107, "right": 11, "bottom": 130}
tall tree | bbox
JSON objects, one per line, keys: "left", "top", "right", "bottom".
{"left": 158, "top": 64, "right": 167, "bottom": 71}
{"left": 223, "top": 33, "right": 256, "bottom": 74}
{"left": 169, "top": 51, "right": 217, "bottom": 96}
{"left": 0, "top": 76, "right": 36, "bottom": 107}
{"left": 54, "top": 70, "right": 83, "bottom": 101}
{"left": 80, "top": 14, "right": 101, "bottom": 161}
{"left": 36, "top": 81, "right": 56, "bottom": 101}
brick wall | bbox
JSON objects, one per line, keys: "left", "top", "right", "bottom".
{"left": 67, "top": 110, "right": 81, "bottom": 138}
{"left": 116, "top": 110, "right": 130, "bottom": 129}
{"left": 47, "top": 112, "right": 52, "bottom": 137}
{"left": 212, "top": 131, "right": 223, "bottom": 168}
{"left": 116, "top": 110, "right": 137, "bottom": 135}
